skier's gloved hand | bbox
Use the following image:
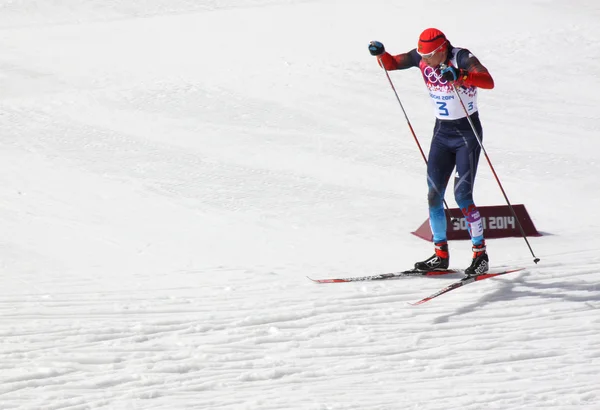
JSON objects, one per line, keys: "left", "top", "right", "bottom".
{"left": 368, "top": 41, "right": 385, "bottom": 56}
{"left": 441, "top": 65, "right": 467, "bottom": 82}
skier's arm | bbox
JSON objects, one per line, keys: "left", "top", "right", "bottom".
{"left": 457, "top": 50, "right": 494, "bottom": 89}
{"left": 378, "top": 49, "right": 420, "bottom": 71}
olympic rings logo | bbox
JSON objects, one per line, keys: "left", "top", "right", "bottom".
{"left": 423, "top": 66, "right": 448, "bottom": 85}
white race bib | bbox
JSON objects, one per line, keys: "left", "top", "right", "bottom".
{"left": 419, "top": 49, "right": 478, "bottom": 120}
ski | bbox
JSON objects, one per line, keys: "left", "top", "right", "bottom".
{"left": 308, "top": 269, "right": 458, "bottom": 284}
{"left": 409, "top": 268, "right": 525, "bottom": 305}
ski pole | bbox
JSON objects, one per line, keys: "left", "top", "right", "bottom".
{"left": 379, "top": 64, "right": 457, "bottom": 222}
{"left": 448, "top": 81, "right": 540, "bottom": 264}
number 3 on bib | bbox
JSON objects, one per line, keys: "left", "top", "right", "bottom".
{"left": 436, "top": 101, "right": 449, "bottom": 116}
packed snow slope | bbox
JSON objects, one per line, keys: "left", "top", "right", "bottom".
{"left": 1, "top": 1, "right": 599, "bottom": 409}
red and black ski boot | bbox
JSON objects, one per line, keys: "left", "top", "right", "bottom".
{"left": 464, "top": 241, "right": 489, "bottom": 277}
{"left": 414, "top": 241, "right": 449, "bottom": 271}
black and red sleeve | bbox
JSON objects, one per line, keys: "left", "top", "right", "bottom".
{"left": 378, "top": 49, "right": 421, "bottom": 71}
{"left": 456, "top": 49, "right": 494, "bottom": 89}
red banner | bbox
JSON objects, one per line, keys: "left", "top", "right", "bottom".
{"left": 412, "top": 204, "right": 541, "bottom": 241}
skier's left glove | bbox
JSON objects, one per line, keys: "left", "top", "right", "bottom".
{"left": 441, "top": 66, "right": 468, "bottom": 82}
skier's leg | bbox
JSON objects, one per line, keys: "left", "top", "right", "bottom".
{"left": 427, "top": 126, "right": 456, "bottom": 244}
{"left": 453, "top": 119, "right": 489, "bottom": 275}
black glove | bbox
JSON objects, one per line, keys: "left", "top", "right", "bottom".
{"left": 368, "top": 41, "right": 385, "bottom": 56}
{"left": 440, "top": 65, "right": 467, "bottom": 82}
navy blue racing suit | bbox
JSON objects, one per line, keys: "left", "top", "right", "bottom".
{"left": 378, "top": 45, "right": 494, "bottom": 244}
{"left": 428, "top": 112, "right": 483, "bottom": 244}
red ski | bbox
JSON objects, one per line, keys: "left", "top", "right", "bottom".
{"left": 409, "top": 268, "right": 525, "bottom": 305}
{"left": 308, "top": 269, "right": 458, "bottom": 284}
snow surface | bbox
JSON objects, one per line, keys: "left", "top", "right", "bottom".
{"left": 1, "top": 1, "right": 600, "bottom": 409}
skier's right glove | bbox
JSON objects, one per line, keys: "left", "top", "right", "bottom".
{"left": 368, "top": 41, "right": 385, "bottom": 56}
{"left": 440, "top": 65, "right": 467, "bottom": 83}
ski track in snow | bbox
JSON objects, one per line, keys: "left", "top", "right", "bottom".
{"left": 2, "top": 262, "right": 600, "bottom": 409}
{"left": 1, "top": 1, "right": 600, "bottom": 409}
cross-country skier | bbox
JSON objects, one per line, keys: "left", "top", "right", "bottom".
{"left": 368, "top": 28, "right": 495, "bottom": 276}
